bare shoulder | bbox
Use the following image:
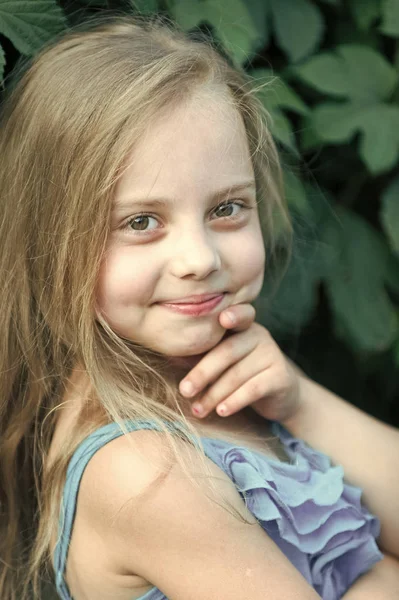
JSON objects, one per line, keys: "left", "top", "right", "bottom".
{"left": 77, "top": 427, "right": 244, "bottom": 532}
{"left": 77, "top": 428, "right": 184, "bottom": 520}
{"left": 78, "top": 428, "right": 320, "bottom": 600}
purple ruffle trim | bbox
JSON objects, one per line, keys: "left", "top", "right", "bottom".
{"left": 203, "top": 423, "right": 383, "bottom": 599}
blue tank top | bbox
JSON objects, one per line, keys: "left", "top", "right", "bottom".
{"left": 54, "top": 419, "right": 383, "bottom": 600}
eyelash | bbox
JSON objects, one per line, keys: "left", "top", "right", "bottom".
{"left": 118, "top": 200, "right": 252, "bottom": 236}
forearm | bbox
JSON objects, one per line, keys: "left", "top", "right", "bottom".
{"left": 341, "top": 554, "right": 399, "bottom": 599}
{"left": 282, "top": 363, "right": 399, "bottom": 558}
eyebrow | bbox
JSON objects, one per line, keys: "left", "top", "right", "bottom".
{"left": 114, "top": 180, "right": 256, "bottom": 210}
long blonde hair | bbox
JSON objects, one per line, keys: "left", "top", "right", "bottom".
{"left": 0, "top": 12, "right": 292, "bottom": 599}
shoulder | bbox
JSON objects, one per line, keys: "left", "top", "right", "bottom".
{"left": 76, "top": 427, "right": 320, "bottom": 599}
{"left": 77, "top": 426, "right": 248, "bottom": 530}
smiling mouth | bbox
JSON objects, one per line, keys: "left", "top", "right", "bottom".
{"left": 160, "top": 292, "right": 226, "bottom": 304}
{"left": 158, "top": 293, "right": 226, "bottom": 316}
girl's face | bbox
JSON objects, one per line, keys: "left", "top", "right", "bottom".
{"left": 96, "top": 90, "right": 265, "bottom": 357}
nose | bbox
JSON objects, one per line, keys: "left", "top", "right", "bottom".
{"left": 168, "top": 228, "right": 222, "bottom": 280}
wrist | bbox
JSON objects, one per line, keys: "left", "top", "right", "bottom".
{"left": 280, "top": 371, "right": 315, "bottom": 435}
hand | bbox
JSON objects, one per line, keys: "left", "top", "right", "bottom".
{"left": 179, "top": 303, "right": 302, "bottom": 422}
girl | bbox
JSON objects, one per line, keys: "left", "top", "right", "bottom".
{"left": 0, "top": 12, "right": 395, "bottom": 600}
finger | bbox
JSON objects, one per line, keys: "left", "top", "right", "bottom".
{"left": 219, "top": 303, "right": 256, "bottom": 332}
{"left": 191, "top": 347, "right": 271, "bottom": 418}
{"left": 213, "top": 368, "right": 283, "bottom": 418}
{"left": 179, "top": 329, "right": 256, "bottom": 398}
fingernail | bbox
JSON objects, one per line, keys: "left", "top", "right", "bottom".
{"left": 180, "top": 380, "right": 195, "bottom": 397}
{"left": 192, "top": 403, "right": 203, "bottom": 416}
{"left": 217, "top": 404, "right": 227, "bottom": 416}
{"left": 224, "top": 311, "right": 235, "bottom": 324}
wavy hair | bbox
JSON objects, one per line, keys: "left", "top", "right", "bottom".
{"left": 0, "top": 12, "right": 292, "bottom": 599}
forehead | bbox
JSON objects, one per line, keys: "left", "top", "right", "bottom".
{"left": 115, "top": 90, "right": 254, "bottom": 200}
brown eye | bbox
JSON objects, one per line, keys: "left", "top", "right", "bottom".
{"left": 212, "top": 201, "right": 249, "bottom": 221}
{"left": 214, "top": 203, "right": 235, "bottom": 218}
{"left": 119, "top": 212, "right": 161, "bottom": 236}
{"left": 129, "top": 215, "right": 151, "bottom": 230}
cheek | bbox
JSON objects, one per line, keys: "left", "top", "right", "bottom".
{"left": 231, "top": 232, "right": 265, "bottom": 280}
{"left": 96, "top": 249, "right": 156, "bottom": 312}
{"left": 225, "top": 229, "right": 265, "bottom": 304}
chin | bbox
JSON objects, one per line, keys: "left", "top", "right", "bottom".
{"left": 156, "top": 329, "right": 225, "bottom": 358}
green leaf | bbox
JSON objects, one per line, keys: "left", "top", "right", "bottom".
{"left": 244, "top": 0, "right": 271, "bottom": 49}
{"left": 270, "top": 0, "right": 324, "bottom": 63}
{"left": 169, "top": 0, "right": 203, "bottom": 30}
{"left": 339, "top": 44, "right": 398, "bottom": 101}
{"left": 393, "top": 334, "right": 399, "bottom": 367}
{"left": 333, "top": 19, "right": 381, "bottom": 49}
{"left": 322, "top": 206, "right": 399, "bottom": 352}
{"left": 311, "top": 103, "right": 358, "bottom": 142}
{"left": 283, "top": 169, "right": 313, "bottom": 216}
{"left": 257, "top": 197, "right": 330, "bottom": 335}
{"left": 257, "top": 246, "right": 320, "bottom": 334}
{"left": 381, "top": 175, "right": 399, "bottom": 255}
{"left": 349, "top": 0, "right": 381, "bottom": 31}
{"left": 0, "top": 42, "right": 5, "bottom": 82}
{"left": 300, "top": 116, "right": 324, "bottom": 150}
{"left": 0, "top": 0, "right": 67, "bottom": 56}
{"left": 312, "top": 102, "right": 399, "bottom": 174}
{"left": 294, "top": 44, "right": 398, "bottom": 102}
{"left": 380, "top": 0, "right": 399, "bottom": 37}
{"left": 269, "top": 77, "right": 310, "bottom": 116}
{"left": 249, "top": 69, "right": 308, "bottom": 153}
{"left": 171, "top": 0, "right": 262, "bottom": 66}
{"left": 294, "top": 53, "right": 351, "bottom": 98}
{"left": 129, "top": 0, "right": 158, "bottom": 14}
{"left": 250, "top": 68, "right": 310, "bottom": 115}
{"left": 205, "top": 0, "right": 262, "bottom": 66}
{"left": 269, "top": 107, "right": 299, "bottom": 153}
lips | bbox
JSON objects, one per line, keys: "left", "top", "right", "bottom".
{"left": 158, "top": 293, "right": 226, "bottom": 316}
{"left": 158, "top": 292, "right": 225, "bottom": 305}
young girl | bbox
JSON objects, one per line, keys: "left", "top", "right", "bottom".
{"left": 0, "top": 13, "right": 397, "bottom": 600}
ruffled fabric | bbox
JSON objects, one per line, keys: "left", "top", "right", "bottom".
{"left": 200, "top": 422, "right": 383, "bottom": 599}
{"left": 55, "top": 419, "right": 383, "bottom": 600}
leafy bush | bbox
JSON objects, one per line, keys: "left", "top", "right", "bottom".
{"left": 1, "top": 0, "right": 398, "bottom": 425}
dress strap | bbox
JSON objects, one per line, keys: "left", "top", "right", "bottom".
{"left": 54, "top": 419, "right": 197, "bottom": 600}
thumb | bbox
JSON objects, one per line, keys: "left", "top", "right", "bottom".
{"left": 219, "top": 303, "right": 256, "bottom": 332}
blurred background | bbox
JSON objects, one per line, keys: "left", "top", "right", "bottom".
{"left": 1, "top": 0, "right": 399, "bottom": 429}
